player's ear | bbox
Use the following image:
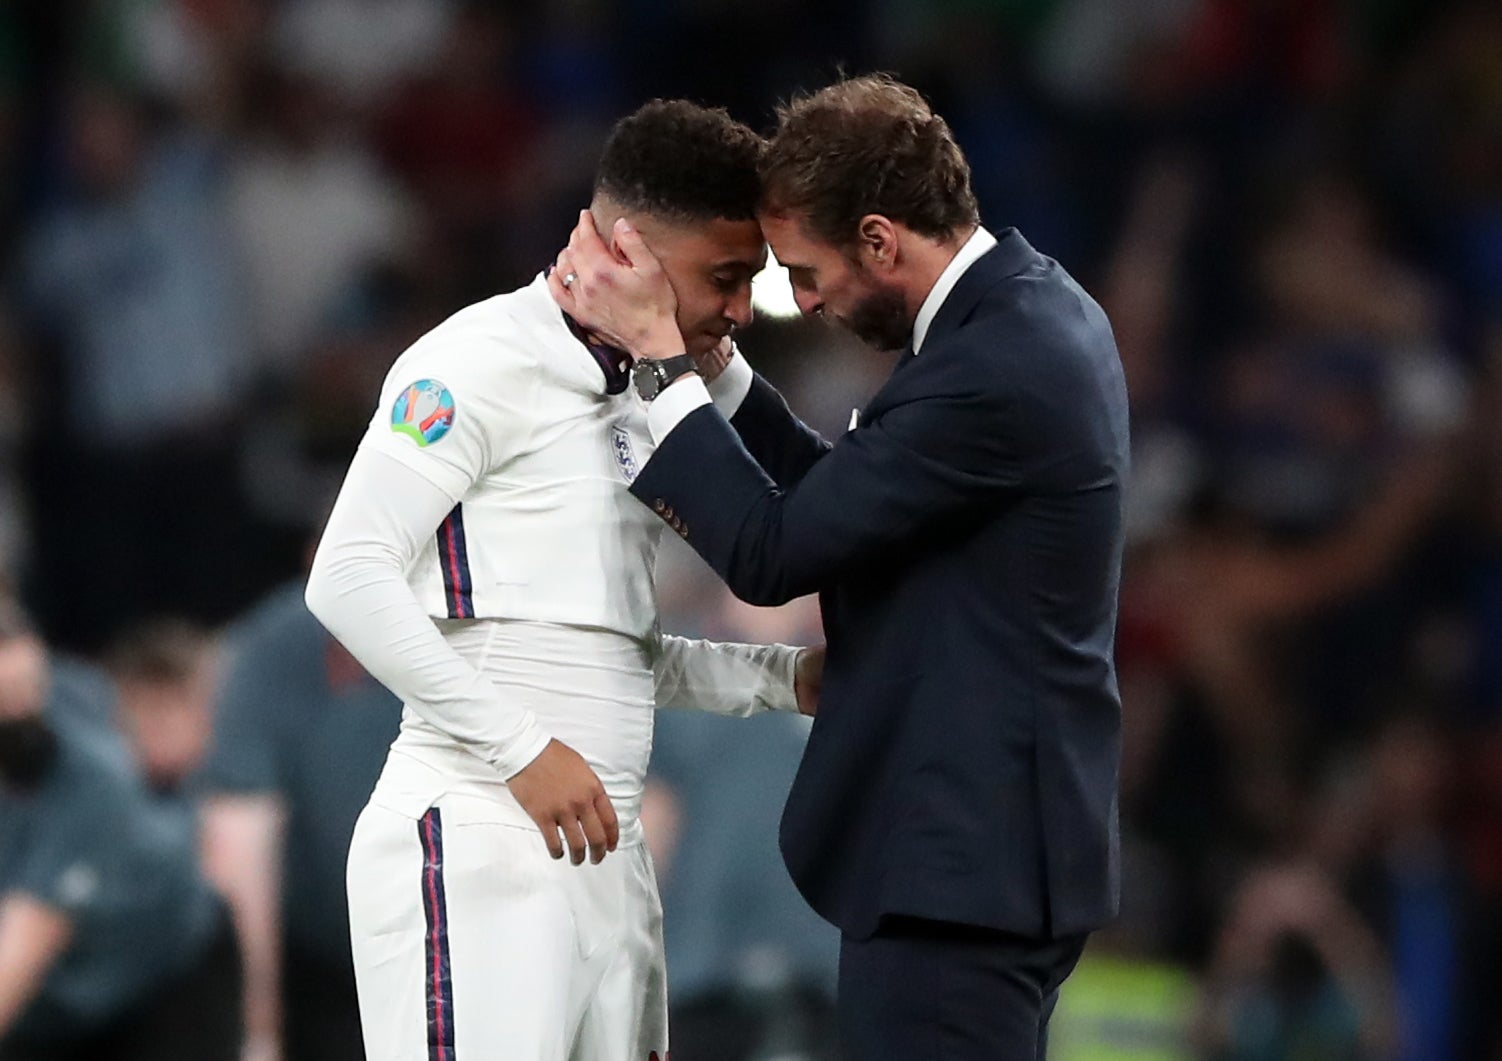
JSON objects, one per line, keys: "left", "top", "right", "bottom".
{"left": 857, "top": 215, "right": 898, "bottom": 272}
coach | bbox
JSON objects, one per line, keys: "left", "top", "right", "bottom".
{"left": 552, "top": 74, "right": 1128, "bottom": 1059}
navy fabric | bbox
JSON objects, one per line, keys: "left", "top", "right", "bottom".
{"left": 630, "top": 229, "right": 1129, "bottom": 942}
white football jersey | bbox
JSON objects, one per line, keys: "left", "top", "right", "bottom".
{"left": 360, "top": 273, "right": 663, "bottom": 639}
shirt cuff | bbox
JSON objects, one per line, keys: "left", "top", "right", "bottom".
{"left": 707, "top": 348, "right": 754, "bottom": 418}
{"left": 646, "top": 374, "right": 713, "bottom": 444}
{"left": 490, "top": 718, "right": 553, "bottom": 780}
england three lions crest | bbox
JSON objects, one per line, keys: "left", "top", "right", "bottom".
{"left": 611, "top": 425, "right": 639, "bottom": 482}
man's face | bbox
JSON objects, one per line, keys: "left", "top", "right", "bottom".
{"left": 633, "top": 216, "right": 766, "bottom": 357}
{"left": 760, "top": 211, "right": 912, "bottom": 352}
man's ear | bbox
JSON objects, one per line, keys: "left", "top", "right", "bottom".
{"left": 857, "top": 214, "right": 898, "bottom": 272}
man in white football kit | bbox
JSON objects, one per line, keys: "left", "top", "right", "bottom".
{"left": 305, "top": 103, "right": 803, "bottom": 1060}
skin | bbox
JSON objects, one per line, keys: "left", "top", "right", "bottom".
{"left": 577, "top": 198, "right": 766, "bottom": 358}
{"left": 550, "top": 206, "right": 970, "bottom": 361}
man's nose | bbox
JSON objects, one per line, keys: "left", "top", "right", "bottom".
{"left": 726, "top": 288, "right": 754, "bottom": 330}
{"left": 794, "top": 288, "right": 823, "bottom": 317}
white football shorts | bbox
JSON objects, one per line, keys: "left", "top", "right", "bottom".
{"left": 347, "top": 794, "right": 669, "bottom": 1061}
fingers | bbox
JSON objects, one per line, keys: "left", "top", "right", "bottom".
{"left": 536, "top": 818, "right": 565, "bottom": 861}
{"left": 562, "top": 816, "right": 589, "bottom": 866}
{"left": 579, "top": 801, "right": 609, "bottom": 865}
{"left": 612, "top": 217, "right": 658, "bottom": 275}
{"left": 570, "top": 210, "right": 613, "bottom": 269}
{"left": 596, "top": 791, "right": 620, "bottom": 854}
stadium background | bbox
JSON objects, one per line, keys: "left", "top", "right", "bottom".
{"left": 1, "top": 0, "right": 1500, "bottom": 1057}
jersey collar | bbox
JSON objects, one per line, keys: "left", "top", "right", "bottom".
{"left": 545, "top": 267, "right": 632, "bottom": 395}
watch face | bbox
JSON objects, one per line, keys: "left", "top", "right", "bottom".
{"left": 632, "top": 359, "right": 662, "bottom": 401}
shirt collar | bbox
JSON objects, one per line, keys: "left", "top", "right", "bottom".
{"left": 911, "top": 225, "right": 997, "bottom": 355}
{"left": 539, "top": 269, "right": 632, "bottom": 394}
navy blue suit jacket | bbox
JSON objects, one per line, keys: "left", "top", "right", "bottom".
{"left": 631, "top": 230, "right": 1129, "bottom": 941}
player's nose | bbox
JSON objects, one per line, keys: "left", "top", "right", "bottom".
{"left": 794, "top": 288, "right": 823, "bottom": 317}
{"left": 726, "top": 288, "right": 754, "bottom": 330}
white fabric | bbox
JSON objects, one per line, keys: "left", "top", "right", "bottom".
{"left": 306, "top": 273, "right": 802, "bottom": 786}
{"left": 912, "top": 225, "right": 998, "bottom": 355}
{"left": 645, "top": 373, "right": 713, "bottom": 445}
{"left": 350, "top": 273, "right": 665, "bottom": 637}
{"left": 347, "top": 801, "right": 669, "bottom": 1061}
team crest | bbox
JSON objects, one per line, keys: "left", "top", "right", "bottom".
{"left": 611, "top": 424, "right": 639, "bottom": 482}
{"left": 390, "top": 379, "right": 456, "bottom": 447}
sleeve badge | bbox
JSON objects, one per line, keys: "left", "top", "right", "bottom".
{"left": 390, "top": 379, "right": 456, "bottom": 447}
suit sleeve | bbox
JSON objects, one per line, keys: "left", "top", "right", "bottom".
{"left": 630, "top": 379, "right": 1019, "bottom": 607}
{"left": 728, "top": 374, "right": 833, "bottom": 490}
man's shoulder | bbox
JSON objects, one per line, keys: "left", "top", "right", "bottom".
{"left": 383, "top": 276, "right": 577, "bottom": 399}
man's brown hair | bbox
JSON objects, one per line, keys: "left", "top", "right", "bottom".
{"left": 595, "top": 99, "right": 764, "bottom": 223}
{"left": 760, "top": 74, "right": 979, "bottom": 250}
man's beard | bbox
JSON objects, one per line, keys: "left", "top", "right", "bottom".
{"left": 840, "top": 281, "right": 912, "bottom": 352}
{"left": 0, "top": 716, "right": 60, "bottom": 792}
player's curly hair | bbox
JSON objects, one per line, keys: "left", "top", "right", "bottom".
{"left": 594, "top": 100, "right": 764, "bottom": 223}
{"left": 760, "top": 74, "right": 979, "bottom": 250}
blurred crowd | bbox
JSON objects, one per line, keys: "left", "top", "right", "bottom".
{"left": 1, "top": 0, "right": 1500, "bottom": 1058}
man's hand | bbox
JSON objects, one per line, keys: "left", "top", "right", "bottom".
{"left": 549, "top": 211, "right": 685, "bottom": 361}
{"left": 795, "top": 646, "right": 825, "bottom": 718}
{"left": 506, "top": 739, "right": 620, "bottom": 865}
{"left": 693, "top": 336, "right": 735, "bottom": 384}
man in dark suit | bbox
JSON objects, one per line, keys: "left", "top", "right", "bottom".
{"left": 551, "top": 74, "right": 1129, "bottom": 1060}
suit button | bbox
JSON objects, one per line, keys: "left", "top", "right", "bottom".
{"left": 652, "top": 499, "right": 667, "bottom": 513}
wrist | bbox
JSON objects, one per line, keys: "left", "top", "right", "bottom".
{"left": 634, "top": 327, "right": 686, "bottom": 361}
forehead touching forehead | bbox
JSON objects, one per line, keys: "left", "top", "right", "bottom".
{"left": 635, "top": 213, "right": 767, "bottom": 274}
{"left": 759, "top": 210, "right": 841, "bottom": 269}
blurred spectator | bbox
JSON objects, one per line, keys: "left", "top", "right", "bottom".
{"left": 0, "top": 600, "right": 239, "bottom": 1061}
{"left": 107, "top": 619, "right": 218, "bottom": 795}
{"left": 196, "top": 579, "right": 401, "bottom": 1061}
{"left": 19, "top": 81, "right": 256, "bottom": 650}
{"left": 227, "top": 61, "right": 415, "bottom": 387}
{"left": 1313, "top": 713, "right": 1477, "bottom": 1061}
{"left": 374, "top": 4, "right": 541, "bottom": 295}
{"left": 269, "top": 0, "right": 453, "bottom": 111}
{"left": 1195, "top": 864, "right": 1396, "bottom": 1060}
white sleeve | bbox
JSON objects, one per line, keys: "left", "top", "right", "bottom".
{"left": 305, "top": 447, "right": 552, "bottom": 779}
{"left": 652, "top": 634, "right": 803, "bottom": 717}
{"left": 707, "top": 347, "right": 754, "bottom": 417}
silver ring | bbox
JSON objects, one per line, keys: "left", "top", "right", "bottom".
{"left": 562, "top": 271, "right": 578, "bottom": 288}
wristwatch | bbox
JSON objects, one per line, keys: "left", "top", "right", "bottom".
{"left": 632, "top": 354, "right": 699, "bottom": 402}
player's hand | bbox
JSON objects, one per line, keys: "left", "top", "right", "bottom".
{"left": 794, "top": 645, "right": 824, "bottom": 718}
{"left": 506, "top": 739, "right": 620, "bottom": 865}
{"left": 549, "top": 211, "right": 684, "bottom": 361}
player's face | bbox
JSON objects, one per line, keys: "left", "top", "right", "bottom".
{"left": 760, "top": 211, "right": 913, "bottom": 352}
{"left": 635, "top": 217, "right": 766, "bottom": 357}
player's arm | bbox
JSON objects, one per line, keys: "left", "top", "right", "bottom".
{"left": 652, "top": 636, "right": 822, "bottom": 718}
{"left": 0, "top": 893, "right": 72, "bottom": 1039}
{"left": 306, "top": 446, "right": 617, "bottom": 865}
{"left": 199, "top": 794, "right": 287, "bottom": 1061}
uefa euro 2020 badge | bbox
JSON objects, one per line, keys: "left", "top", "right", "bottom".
{"left": 390, "top": 379, "right": 456, "bottom": 447}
